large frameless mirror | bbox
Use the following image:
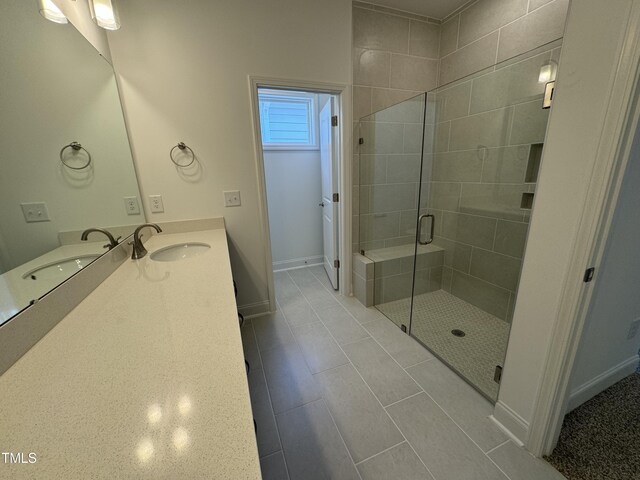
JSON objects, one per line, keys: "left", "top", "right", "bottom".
{"left": 0, "top": 0, "right": 144, "bottom": 325}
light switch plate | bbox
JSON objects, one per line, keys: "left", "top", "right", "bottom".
{"left": 224, "top": 190, "right": 241, "bottom": 207}
{"left": 21, "top": 202, "right": 50, "bottom": 223}
{"left": 149, "top": 195, "right": 164, "bottom": 213}
{"left": 124, "top": 196, "right": 140, "bottom": 215}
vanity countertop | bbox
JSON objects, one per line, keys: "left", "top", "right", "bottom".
{"left": 0, "top": 228, "right": 261, "bottom": 479}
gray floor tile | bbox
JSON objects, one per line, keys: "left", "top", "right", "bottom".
{"left": 317, "top": 305, "right": 370, "bottom": 345}
{"left": 248, "top": 367, "right": 281, "bottom": 457}
{"left": 260, "top": 451, "right": 289, "bottom": 480}
{"left": 308, "top": 265, "right": 337, "bottom": 291}
{"left": 407, "top": 359, "right": 507, "bottom": 452}
{"left": 275, "top": 274, "right": 301, "bottom": 302}
{"left": 314, "top": 364, "right": 404, "bottom": 463}
{"left": 309, "top": 293, "right": 341, "bottom": 311}
{"left": 276, "top": 400, "right": 360, "bottom": 480}
{"left": 241, "top": 324, "right": 262, "bottom": 369}
{"left": 253, "top": 312, "right": 295, "bottom": 352}
{"left": 488, "top": 441, "right": 566, "bottom": 480}
{"left": 299, "top": 284, "right": 341, "bottom": 311}
{"left": 387, "top": 393, "right": 508, "bottom": 480}
{"left": 357, "top": 442, "right": 435, "bottom": 480}
{"left": 261, "top": 343, "right": 322, "bottom": 414}
{"left": 287, "top": 268, "right": 319, "bottom": 287}
{"left": 291, "top": 322, "right": 349, "bottom": 374}
{"left": 281, "top": 297, "right": 321, "bottom": 328}
{"left": 364, "top": 319, "right": 433, "bottom": 367}
{"left": 343, "top": 338, "right": 422, "bottom": 406}
{"left": 339, "top": 296, "right": 389, "bottom": 324}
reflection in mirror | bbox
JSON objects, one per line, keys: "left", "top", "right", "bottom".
{"left": 0, "top": 0, "right": 143, "bottom": 324}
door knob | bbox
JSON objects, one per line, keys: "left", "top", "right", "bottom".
{"left": 319, "top": 202, "right": 325, "bottom": 207}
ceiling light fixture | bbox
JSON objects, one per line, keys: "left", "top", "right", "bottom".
{"left": 87, "top": 0, "right": 120, "bottom": 31}
{"left": 37, "top": 0, "right": 68, "bottom": 24}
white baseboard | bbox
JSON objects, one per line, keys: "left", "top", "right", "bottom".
{"left": 567, "top": 355, "right": 639, "bottom": 412}
{"left": 237, "top": 300, "right": 272, "bottom": 319}
{"left": 272, "top": 256, "right": 323, "bottom": 272}
{"left": 492, "top": 401, "right": 529, "bottom": 446}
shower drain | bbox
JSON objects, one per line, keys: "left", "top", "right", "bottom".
{"left": 451, "top": 329, "right": 466, "bottom": 337}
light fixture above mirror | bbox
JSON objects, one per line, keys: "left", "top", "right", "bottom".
{"left": 87, "top": 0, "right": 120, "bottom": 31}
{"left": 36, "top": 0, "right": 68, "bottom": 24}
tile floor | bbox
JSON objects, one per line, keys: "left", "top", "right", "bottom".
{"left": 242, "top": 265, "right": 565, "bottom": 480}
{"left": 377, "top": 290, "right": 510, "bottom": 400}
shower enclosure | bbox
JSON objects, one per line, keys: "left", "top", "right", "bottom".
{"left": 357, "top": 42, "right": 560, "bottom": 401}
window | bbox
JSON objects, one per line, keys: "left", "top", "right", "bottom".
{"left": 258, "top": 90, "right": 318, "bottom": 149}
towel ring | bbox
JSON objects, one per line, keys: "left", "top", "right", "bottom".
{"left": 170, "top": 142, "right": 195, "bottom": 167}
{"left": 60, "top": 142, "right": 92, "bottom": 170}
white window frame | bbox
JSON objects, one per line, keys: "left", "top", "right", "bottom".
{"left": 258, "top": 89, "right": 319, "bottom": 150}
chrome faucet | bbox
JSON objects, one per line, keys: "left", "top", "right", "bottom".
{"left": 130, "top": 223, "right": 163, "bottom": 260}
{"left": 81, "top": 228, "right": 121, "bottom": 250}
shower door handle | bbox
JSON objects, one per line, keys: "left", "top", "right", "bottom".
{"left": 418, "top": 214, "right": 434, "bottom": 245}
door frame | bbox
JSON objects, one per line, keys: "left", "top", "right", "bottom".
{"left": 248, "top": 76, "right": 351, "bottom": 312}
{"left": 525, "top": 0, "right": 640, "bottom": 456}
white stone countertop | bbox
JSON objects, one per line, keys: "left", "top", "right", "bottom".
{"left": 0, "top": 228, "right": 261, "bottom": 479}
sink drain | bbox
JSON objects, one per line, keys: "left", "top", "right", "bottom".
{"left": 451, "top": 329, "right": 466, "bottom": 337}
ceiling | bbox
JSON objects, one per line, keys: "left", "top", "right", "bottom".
{"left": 366, "top": 0, "right": 471, "bottom": 20}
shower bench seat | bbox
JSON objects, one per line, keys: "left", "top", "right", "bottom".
{"left": 353, "top": 243, "right": 444, "bottom": 307}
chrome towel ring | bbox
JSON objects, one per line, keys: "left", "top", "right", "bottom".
{"left": 60, "top": 141, "right": 91, "bottom": 170}
{"left": 170, "top": 142, "right": 195, "bottom": 167}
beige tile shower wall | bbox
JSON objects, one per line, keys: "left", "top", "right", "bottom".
{"left": 427, "top": 46, "right": 561, "bottom": 322}
{"left": 352, "top": 2, "right": 441, "bottom": 253}
{"left": 438, "top": 0, "right": 569, "bottom": 86}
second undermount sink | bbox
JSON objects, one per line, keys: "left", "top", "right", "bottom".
{"left": 150, "top": 242, "right": 210, "bottom": 262}
{"left": 22, "top": 254, "right": 100, "bottom": 282}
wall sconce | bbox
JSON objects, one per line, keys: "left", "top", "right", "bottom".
{"left": 538, "top": 60, "right": 558, "bottom": 83}
{"left": 539, "top": 60, "right": 558, "bottom": 109}
{"left": 87, "top": 0, "right": 120, "bottom": 30}
{"left": 37, "top": 0, "right": 69, "bottom": 24}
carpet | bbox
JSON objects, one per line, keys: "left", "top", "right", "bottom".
{"left": 545, "top": 372, "right": 640, "bottom": 480}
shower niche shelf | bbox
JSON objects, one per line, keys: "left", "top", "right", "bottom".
{"left": 525, "top": 143, "right": 543, "bottom": 184}
{"left": 521, "top": 192, "right": 534, "bottom": 210}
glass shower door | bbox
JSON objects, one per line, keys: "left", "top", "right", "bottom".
{"left": 358, "top": 93, "right": 427, "bottom": 331}
{"left": 409, "top": 44, "right": 560, "bottom": 401}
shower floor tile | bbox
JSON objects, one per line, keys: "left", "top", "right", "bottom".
{"left": 376, "top": 290, "right": 510, "bottom": 401}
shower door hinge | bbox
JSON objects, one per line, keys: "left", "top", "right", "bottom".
{"left": 333, "top": 259, "right": 340, "bottom": 268}
{"left": 331, "top": 115, "right": 338, "bottom": 127}
{"left": 333, "top": 193, "right": 339, "bottom": 202}
{"left": 494, "top": 365, "right": 503, "bottom": 384}
{"left": 359, "top": 138, "right": 364, "bottom": 145}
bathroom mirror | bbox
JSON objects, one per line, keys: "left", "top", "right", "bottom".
{"left": 0, "top": 1, "right": 144, "bottom": 325}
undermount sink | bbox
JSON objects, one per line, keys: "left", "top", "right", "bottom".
{"left": 150, "top": 242, "right": 210, "bottom": 262}
{"left": 22, "top": 254, "right": 100, "bottom": 281}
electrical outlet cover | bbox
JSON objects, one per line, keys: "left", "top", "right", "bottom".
{"left": 149, "top": 195, "right": 164, "bottom": 213}
{"left": 124, "top": 196, "right": 141, "bottom": 215}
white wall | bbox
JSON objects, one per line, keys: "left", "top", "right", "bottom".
{"left": 264, "top": 150, "right": 323, "bottom": 268}
{"left": 495, "top": 0, "right": 636, "bottom": 443}
{"left": 568, "top": 129, "right": 640, "bottom": 409}
{"left": 106, "top": 0, "right": 352, "bottom": 313}
{"left": 0, "top": 0, "right": 142, "bottom": 271}
{"left": 52, "top": 0, "right": 111, "bottom": 61}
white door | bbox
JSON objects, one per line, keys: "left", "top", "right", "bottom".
{"left": 319, "top": 97, "right": 339, "bottom": 290}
